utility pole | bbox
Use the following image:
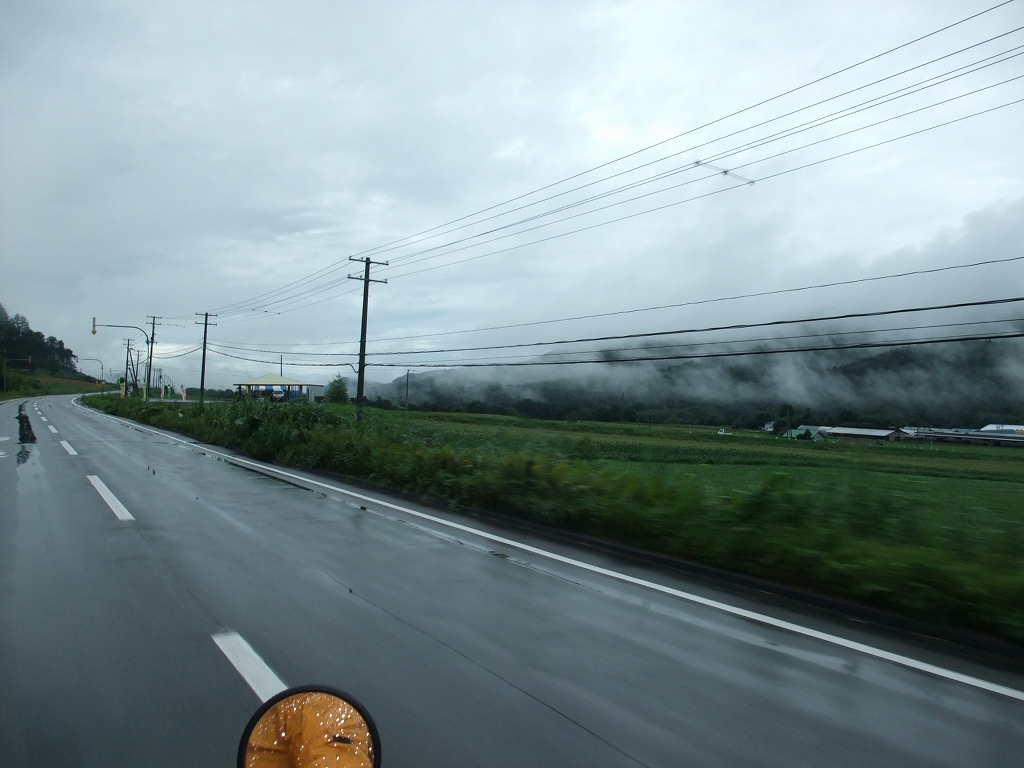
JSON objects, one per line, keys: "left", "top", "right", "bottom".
{"left": 195, "top": 313, "right": 217, "bottom": 407}
{"left": 145, "top": 316, "right": 159, "bottom": 403}
{"left": 405, "top": 369, "right": 410, "bottom": 409}
{"left": 280, "top": 354, "right": 283, "bottom": 377}
{"left": 127, "top": 349, "right": 139, "bottom": 395}
{"left": 347, "top": 256, "right": 388, "bottom": 410}
{"left": 124, "top": 340, "right": 132, "bottom": 396}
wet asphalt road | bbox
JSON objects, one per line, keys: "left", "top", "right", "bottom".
{"left": 1, "top": 395, "right": 1022, "bottom": 767}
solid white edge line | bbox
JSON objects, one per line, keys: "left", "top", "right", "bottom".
{"left": 212, "top": 631, "right": 287, "bottom": 702}
{"left": 75, "top": 399, "right": 1024, "bottom": 703}
{"left": 86, "top": 475, "right": 135, "bottom": 521}
{"left": 59, "top": 440, "right": 78, "bottom": 456}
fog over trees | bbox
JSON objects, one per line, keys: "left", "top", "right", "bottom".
{"left": 362, "top": 338, "right": 1024, "bottom": 430}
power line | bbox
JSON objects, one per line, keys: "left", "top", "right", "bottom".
{"left": 365, "top": 254, "right": 1024, "bottom": 343}
{"left": 204, "top": 253, "right": 1024, "bottom": 349}
{"left": 373, "top": 32, "right": 1024, "bottom": 264}
{"left": 371, "top": 316, "right": 1024, "bottom": 364}
{"left": 223, "top": 52, "right": 1024, "bottom": 317}
{"left": 356, "top": 295, "right": 1024, "bottom": 357}
{"left": 204, "top": 330, "right": 1024, "bottom": 369}
{"left": 210, "top": 2, "right": 1017, "bottom": 317}
{"left": 212, "top": 315, "right": 1023, "bottom": 365}
{"left": 206, "top": 296, "right": 1024, "bottom": 364}
{"left": 288, "top": 37, "right": 1024, "bottom": 282}
{"left": 376, "top": 49, "right": 1024, "bottom": 273}
{"left": 377, "top": 95, "right": 1024, "bottom": 283}
{"left": 214, "top": 85, "right": 1024, "bottom": 320}
{"left": 153, "top": 344, "right": 203, "bottom": 360}
{"left": 383, "top": 86, "right": 1024, "bottom": 278}
{"left": 373, "top": 331, "right": 1024, "bottom": 368}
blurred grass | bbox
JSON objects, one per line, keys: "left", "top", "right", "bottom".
{"left": 86, "top": 395, "right": 1024, "bottom": 644}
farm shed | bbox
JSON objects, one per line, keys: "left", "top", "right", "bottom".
{"left": 825, "top": 427, "right": 899, "bottom": 441}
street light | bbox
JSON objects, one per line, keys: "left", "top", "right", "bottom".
{"left": 92, "top": 318, "right": 152, "bottom": 401}
{"left": 77, "top": 357, "right": 105, "bottom": 383}
{"left": 1, "top": 356, "right": 31, "bottom": 392}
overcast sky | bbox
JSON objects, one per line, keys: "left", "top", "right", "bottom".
{"left": 2, "top": 0, "right": 1023, "bottom": 388}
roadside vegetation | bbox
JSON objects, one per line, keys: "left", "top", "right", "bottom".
{"left": 1, "top": 370, "right": 106, "bottom": 401}
{"left": 87, "top": 395, "right": 1024, "bottom": 644}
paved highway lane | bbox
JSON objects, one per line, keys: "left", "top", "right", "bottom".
{"left": 1, "top": 396, "right": 1023, "bottom": 767}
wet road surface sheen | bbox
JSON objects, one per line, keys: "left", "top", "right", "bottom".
{"left": 0, "top": 395, "right": 1022, "bottom": 767}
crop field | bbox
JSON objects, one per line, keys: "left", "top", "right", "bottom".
{"left": 88, "top": 395, "right": 1024, "bottom": 644}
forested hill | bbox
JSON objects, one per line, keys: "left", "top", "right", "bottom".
{"left": 0, "top": 303, "right": 77, "bottom": 373}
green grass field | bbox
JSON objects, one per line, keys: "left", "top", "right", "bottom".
{"left": 86, "top": 396, "right": 1024, "bottom": 644}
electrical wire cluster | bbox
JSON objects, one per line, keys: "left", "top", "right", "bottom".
{"left": 153, "top": 2, "right": 1024, "bottom": 378}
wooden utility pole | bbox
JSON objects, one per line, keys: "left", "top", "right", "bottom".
{"left": 346, "top": 256, "right": 388, "bottom": 410}
{"left": 124, "top": 340, "right": 132, "bottom": 396}
{"left": 144, "top": 316, "right": 159, "bottom": 402}
{"left": 196, "top": 313, "right": 217, "bottom": 407}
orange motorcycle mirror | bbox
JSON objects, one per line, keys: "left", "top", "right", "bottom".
{"left": 239, "top": 686, "right": 381, "bottom": 768}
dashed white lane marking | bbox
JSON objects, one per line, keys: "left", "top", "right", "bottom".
{"left": 86, "top": 475, "right": 134, "bottom": 521}
{"left": 40, "top": 416, "right": 47, "bottom": 422}
{"left": 212, "top": 632, "right": 287, "bottom": 702}
{"left": 78, "top": 400, "right": 1024, "bottom": 703}
{"left": 59, "top": 440, "right": 78, "bottom": 456}
{"left": 47, "top": 425, "right": 57, "bottom": 433}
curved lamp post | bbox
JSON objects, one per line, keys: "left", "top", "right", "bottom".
{"left": 92, "top": 318, "right": 151, "bottom": 401}
{"left": 78, "top": 357, "right": 105, "bottom": 383}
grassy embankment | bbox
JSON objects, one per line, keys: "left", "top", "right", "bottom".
{"left": 1, "top": 370, "right": 107, "bottom": 401}
{"left": 87, "top": 395, "right": 1024, "bottom": 644}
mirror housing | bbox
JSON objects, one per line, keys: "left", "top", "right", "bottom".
{"left": 238, "top": 686, "right": 380, "bottom": 768}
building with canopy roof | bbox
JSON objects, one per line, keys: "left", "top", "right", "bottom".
{"left": 234, "top": 374, "right": 324, "bottom": 402}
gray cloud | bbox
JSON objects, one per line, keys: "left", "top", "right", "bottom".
{"left": 2, "top": 0, "right": 1022, "bottom": 392}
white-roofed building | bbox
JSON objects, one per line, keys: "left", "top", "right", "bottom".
{"left": 234, "top": 374, "right": 322, "bottom": 402}
{"left": 825, "top": 426, "right": 898, "bottom": 441}
{"left": 979, "top": 424, "right": 1024, "bottom": 435}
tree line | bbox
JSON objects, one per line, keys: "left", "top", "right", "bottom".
{"left": 0, "top": 303, "right": 77, "bottom": 374}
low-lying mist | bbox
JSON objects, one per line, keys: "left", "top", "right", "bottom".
{"left": 363, "top": 338, "right": 1024, "bottom": 429}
